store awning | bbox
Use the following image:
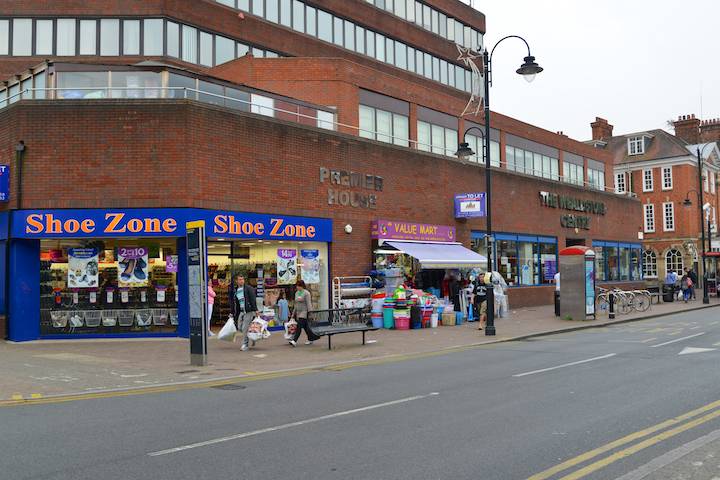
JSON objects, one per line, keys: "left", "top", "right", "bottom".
{"left": 384, "top": 241, "right": 487, "bottom": 269}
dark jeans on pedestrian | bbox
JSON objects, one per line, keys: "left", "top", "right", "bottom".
{"left": 293, "top": 316, "right": 320, "bottom": 342}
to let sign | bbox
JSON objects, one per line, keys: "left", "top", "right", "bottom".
{"left": 0, "top": 165, "right": 9, "bottom": 202}
{"left": 454, "top": 193, "right": 485, "bottom": 218}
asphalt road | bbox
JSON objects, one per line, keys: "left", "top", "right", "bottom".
{"left": 4, "top": 308, "right": 720, "bottom": 480}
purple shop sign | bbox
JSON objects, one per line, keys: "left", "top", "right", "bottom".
{"left": 454, "top": 193, "right": 486, "bottom": 218}
{"left": 278, "top": 249, "right": 297, "bottom": 260}
{"left": 371, "top": 220, "right": 455, "bottom": 242}
{"left": 166, "top": 255, "right": 178, "bottom": 273}
{"left": 118, "top": 246, "right": 148, "bottom": 260}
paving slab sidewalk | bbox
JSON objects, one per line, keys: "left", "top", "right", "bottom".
{"left": 2, "top": 298, "right": 719, "bottom": 400}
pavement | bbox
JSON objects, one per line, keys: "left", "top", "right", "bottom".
{"left": 1, "top": 296, "right": 719, "bottom": 401}
{"left": 4, "top": 307, "right": 720, "bottom": 479}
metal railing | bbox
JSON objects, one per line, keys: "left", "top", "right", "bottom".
{"left": 3, "top": 86, "right": 619, "bottom": 194}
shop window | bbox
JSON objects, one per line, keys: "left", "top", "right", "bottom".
{"left": 643, "top": 250, "right": 657, "bottom": 278}
{"left": 594, "top": 246, "right": 606, "bottom": 281}
{"left": 35, "top": 20, "right": 54, "bottom": 56}
{"left": 100, "top": 19, "right": 120, "bottom": 56}
{"left": 518, "top": 241, "right": 537, "bottom": 285}
{"left": 481, "top": 234, "right": 557, "bottom": 287}
{"left": 497, "top": 239, "right": 518, "bottom": 286}
{"left": 111, "top": 71, "right": 162, "bottom": 99}
{"left": 606, "top": 245, "right": 619, "bottom": 281}
{"left": 56, "top": 71, "right": 108, "bottom": 99}
{"left": 666, "top": 249, "right": 683, "bottom": 274}
{"left": 144, "top": 19, "right": 164, "bottom": 56}
{"left": 39, "top": 239, "right": 179, "bottom": 336}
{"left": 619, "top": 247, "right": 631, "bottom": 281}
{"left": 630, "top": 248, "right": 641, "bottom": 280}
{"left": 539, "top": 242, "right": 558, "bottom": 284}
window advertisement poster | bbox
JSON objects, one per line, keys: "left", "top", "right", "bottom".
{"left": 300, "top": 249, "right": 321, "bottom": 284}
{"left": 166, "top": 255, "right": 178, "bottom": 273}
{"left": 67, "top": 248, "right": 99, "bottom": 288}
{"left": 585, "top": 258, "right": 595, "bottom": 315}
{"left": 544, "top": 259, "right": 557, "bottom": 281}
{"left": 118, "top": 247, "right": 149, "bottom": 287}
{"left": 277, "top": 249, "right": 298, "bottom": 285}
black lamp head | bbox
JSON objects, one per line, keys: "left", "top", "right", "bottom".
{"left": 683, "top": 198, "right": 693, "bottom": 208}
{"left": 516, "top": 55, "right": 543, "bottom": 82}
{"left": 455, "top": 142, "right": 475, "bottom": 158}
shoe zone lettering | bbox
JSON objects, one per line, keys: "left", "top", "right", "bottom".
{"left": 15, "top": 209, "right": 331, "bottom": 241}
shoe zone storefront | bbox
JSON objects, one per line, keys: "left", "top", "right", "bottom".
{"left": 1, "top": 208, "right": 332, "bottom": 341}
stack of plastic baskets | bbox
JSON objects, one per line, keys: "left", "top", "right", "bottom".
{"left": 394, "top": 297, "right": 410, "bottom": 330}
{"left": 383, "top": 299, "right": 395, "bottom": 329}
{"left": 84, "top": 311, "right": 102, "bottom": 328}
{"left": 371, "top": 293, "right": 385, "bottom": 329}
{"left": 421, "top": 305, "right": 433, "bottom": 328}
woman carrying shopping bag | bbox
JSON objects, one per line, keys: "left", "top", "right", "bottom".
{"left": 207, "top": 280, "right": 216, "bottom": 336}
{"left": 288, "top": 280, "right": 320, "bottom": 347}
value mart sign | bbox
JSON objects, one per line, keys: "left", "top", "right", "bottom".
{"left": 8, "top": 208, "right": 332, "bottom": 241}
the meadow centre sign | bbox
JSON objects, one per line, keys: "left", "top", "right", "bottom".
{"left": 539, "top": 191, "right": 607, "bottom": 231}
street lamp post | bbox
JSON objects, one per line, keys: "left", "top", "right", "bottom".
{"left": 455, "top": 36, "right": 542, "bottom": 336}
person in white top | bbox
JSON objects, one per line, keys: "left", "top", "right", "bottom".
{"left": 554, "top": 272, "right": 560, "bottom": 291}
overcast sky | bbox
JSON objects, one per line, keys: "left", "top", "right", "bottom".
{"left": 472, "top": 0, "right": 720, "bottom": 141}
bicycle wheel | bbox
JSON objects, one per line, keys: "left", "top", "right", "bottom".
{"left": 633, "top": 293, "right": 651, "bottom": 312}
{"left": 615, "top": 293, "right": 632, "bottom": 315}
{"left": 597, "top": 294, "right": 609, "bottom": 313}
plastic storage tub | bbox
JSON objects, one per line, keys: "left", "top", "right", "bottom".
{"left": 382, "top": 308, "right": 394, "bottom": 329}
{"left": 441, "top": 311, "right": 456, "bottom": 326}
{"left": 394, "top": 316, "right": 410, "bottom": 330}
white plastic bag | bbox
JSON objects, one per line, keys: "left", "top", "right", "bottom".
{"left": 284, "top": 319, "right": 298, "bottom": 340}
{"left": 247, "top": 317, "right": 268, "bottom": 342}
{"left": 218, "top": 315, "right": 237, "bottom": 342}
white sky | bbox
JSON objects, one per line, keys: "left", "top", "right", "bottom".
{"left": 473, "top": 0, "right": 720, "bottom": 141}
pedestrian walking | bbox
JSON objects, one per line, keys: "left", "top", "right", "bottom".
{"left": 687, "top": 268, "right": 698, "bottom": 300}
{"left": 289, "top": 280, "right": 320, "bottom": 347}
{"left": 207, "top": 280, "right": 216, "bottom": 336}
{"left": 680, "top": 272, "right": 692, "bottom": 303}
{"left": 228, "top": 274, "right": 258, "bottom": 351}
{"left": 473, "top": 275, "right": 488, "bottom": 330}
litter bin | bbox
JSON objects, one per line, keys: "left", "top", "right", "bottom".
{"left": 662, "top": 284, "right": 675, "bottom": 303}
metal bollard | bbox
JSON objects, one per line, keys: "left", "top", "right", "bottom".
{"left": 609, "top": 292, "right": 615, "bottom": 319}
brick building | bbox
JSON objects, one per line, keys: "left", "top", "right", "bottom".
{"left": 0, "top": 1, "right": 642, "bottom": 341}
{"left": 588, "top": 116, "right": 720, "bottom": 291}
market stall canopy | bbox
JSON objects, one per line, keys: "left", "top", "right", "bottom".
{"left": 384, "top": 241, "right": 487, "bottom": 269}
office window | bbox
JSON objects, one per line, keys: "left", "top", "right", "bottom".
{"left": 280, "top": 0, "right": 292, "bottom": 27}
{"left": 385, "top": 38, "right": 394, "bottom": 65}
{"left": 215, "top": 36, "right": 235, "bottom": 65}
{"left": 13, "top": 19, "right": 32, "bottom": 56}
{"left": 417, "top": 121, "right": 431, "bottom": 152}
{"left": 182, "top": 25, "right": 197, "bottom": 63}
{"left": 317, "top": 110, "right": 334, "bottom": 130}
{"left": 712, "top": 171, "right": 716, "bottom": 194}
{"left": 236, "top": 42, "right": 249, "bottom": 56}
{"left": 643, "top": 169, "right": 653, "bottom": 192}
{"left": 166, "top": 21, "right": 180, "bottom": 57}
{"left": 588, "top": 167, "right": 604, "bottom": 190}
{"left": 343, "top": 20, "right": 354, "bottom": 50}
{"left": 447, "top": 17, "right": 455, "bottom": 41}
{"left": 375, "top": 34, "right": 385, "bottom": 62}
{"left": 414, "top": 49, "right": 422, "bottom": 75}
{"left": 252, "top": 0, "right": 264, "bottom": 16}
{"left": 666, "top": 249, "right": 683, "bottom": 274}
{"left": 627, "top": 136, "right": 644, "bottom": 155}
{"left": 438, "top": 12, "right": 447, "bottom": 37}
{"left": 306, "top": 6, "right": 316, "bottom": 36}
{"left": 35, "top": 20, "right": 54, "bottom": 55}
{"left": 251, "top": 93, "right": 274, "bottom": 117}
{"left": 395, "top": 41, "right": 406, "bottom": 69}
{"left": 143, "top": 19, "right": 164, "bottom": 56}
{"left": 644, "top": 204, "right": 655, "bottom": 233}
{"left": 318, "top": 10, "right": 332, "bottom": 42}
{"left": 99, "top": 19, "right": 119, "bottom": 56}
{"left": 423, "top": 52, "right": 431, "bottom": 79}
{"left": 422, "top": 4, "right": 431, "bottom": 29}
{"left": 293, "top": 1, "right": 306, "bottom": 32}
{"left": 199, "top": 31, "right": 213, "bottom": 66}
{"left": 33, "top": 70, "right": 47, "bottom": 99}
{"left": 406, "top": 0, "right": 415, "bottom": 22}
{"left": 0, "top": 20, "right": 8, "bottom": 55}
{"left": 407, "top": 46, "right": 415, "bottom": 72}
{"left": 440, "top": 59, "right": 448, "bottom": 84}
{"left": 662, "top": 166, "right": 672, "bottom": 190}
{"left": 56, "top": 18, "right": 77, "bottom": 55}
{"left": 455, "top": 66, "right": 465, "bottom": 91}
{"left": 563, "top": 161, "right": 584, "bottom": 186}
{"left": 455, "top": 21, "right": 463, "bottom": 46}
{"left": 432, "top": 57, "right": 440, "bottom": 81}
{"left": 265, "top": 0, "right": 279, "bottom": 23}
{"left": 359, "top": 105, "right": 409, "bottom": 147}
{"left": 663, "top": 202, "right": 674, "bottom": 231}
{"left": 431, "top": 9, "right": 439, "bottom": 33}
{"left": 123, "top": 20, "right": 140, "bottom": 55}
{"left": 394, "top": 0, "right": 406, "bottom": 18}
{"left": 355, "top": 26, "right": 365, "bottom": 54}
{"left": 366, "top": 30, "right": 375, "bottom": 57}
{"left": 238, "top": 0, "right": 250, "bottom": 9}
{"left": 643, "top": 250, "right": 657, "bottom": 278}
{"left": 333, "top": 16, "right": 343, "bottom": 46}
{"left": 615, "top": 172, "right": 626, "bottom": 194}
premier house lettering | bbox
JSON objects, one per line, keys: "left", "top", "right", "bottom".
{"left": 320, "top": 167, "right": 383, "bottom": 209}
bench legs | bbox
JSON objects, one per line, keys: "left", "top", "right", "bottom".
{"left": 362, "top": 331, "right": 366, "bottom": 345}
{"left": 327, "top": 335, "right": 332, "bottom": 350}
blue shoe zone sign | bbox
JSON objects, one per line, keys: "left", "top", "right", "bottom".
{"left": 0, "top": 165, "right": 9, "bottom": 202}
{"left": 9, "top": 208, "right": 332, "bottom": 242}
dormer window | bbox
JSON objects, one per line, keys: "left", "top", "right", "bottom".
{"left": 628, "top": 136, "right": 645, "bottom": 155}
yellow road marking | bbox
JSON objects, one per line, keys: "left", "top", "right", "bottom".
{"left": 527, "top": 397, "right": 720, "bottom": 480}
{"left": 11, "top": 394, "right": 22, "bottom": 401}
{"left": 30, "top": 394, "right": 43, "bottom": 399}
{"left": 557, "top": 408, "right": 720, "bottom": 480}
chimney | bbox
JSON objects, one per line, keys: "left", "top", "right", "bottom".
{"left": 700, "top": 118, "right": 720, "bottom": 143}
{"left": 673, "top": 114, "right": 701, "bottom": 144}
{"left": 590, "top": 117, "right": 613, "bottom": 141}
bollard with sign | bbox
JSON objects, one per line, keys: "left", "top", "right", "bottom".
{"left": 186, "top": 220, "right": 208, "bottom": 366}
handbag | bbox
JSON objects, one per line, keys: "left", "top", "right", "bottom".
{"left": 218, "top": 315, "right": 238, "bottom": 342}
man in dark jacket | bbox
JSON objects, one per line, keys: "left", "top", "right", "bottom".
{"left": 228, "top": 274, "right": 258, "bottom": 351}
{"left": 686, "top": 268, "right": 698, "bottom": 300}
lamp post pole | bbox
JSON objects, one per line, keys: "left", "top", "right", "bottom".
{"left": 482, "top": 49, "right": 495, "bottom": 335}
{"left": 697, "top": 146, "right": 710, "bottom": 304}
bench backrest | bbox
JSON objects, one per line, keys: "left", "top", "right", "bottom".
{"left": 308, "top": 308, "right": 371, "bottom": 328}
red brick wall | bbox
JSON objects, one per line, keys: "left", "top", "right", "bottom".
{"left": 0, "top": 100, "right": 642, "bottom": 307}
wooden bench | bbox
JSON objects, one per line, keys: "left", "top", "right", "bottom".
{"left": 308, "top": 307, "right": 378, "bottom": 350}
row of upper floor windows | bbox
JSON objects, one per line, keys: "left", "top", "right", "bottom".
{"left": 0, "top": 17, "right": 282, "bottom": 68}
{"left": 361, "top": 0, "right": 483, "bottom": 50}
{"left": 211, "top": 0, "right": 474, "bottom": 93}
{"left": 616, "top": 166, "right": 718, "bottom": 195}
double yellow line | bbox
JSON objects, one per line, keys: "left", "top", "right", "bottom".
{"left": 528, "top": 397, "right": 720, "bottom": 479}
